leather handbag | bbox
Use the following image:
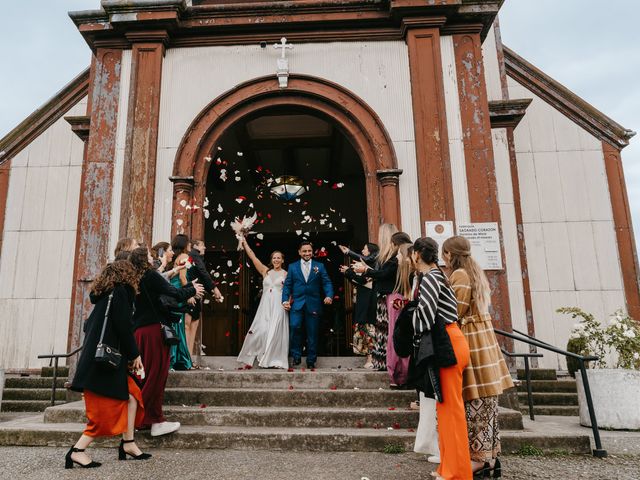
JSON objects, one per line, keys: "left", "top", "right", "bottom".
{"left": 94, "top": 292, "right": 122, "bottom": 370}
{"left": 142, "top": 281, "right": 181, "bottom": 346}
{"left": 161, "top": 323, "right": 180, "bottom": 346}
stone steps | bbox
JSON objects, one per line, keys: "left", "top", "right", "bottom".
{"left": 43, "top": 401, "right": 525, "bottom": 430}
{"left": 4, "top": 377, "right": 67, "bottom": 389}
{"left": 516, "top": 379, "right": 577, "bottom": 393}
{"left": 517, "top": 392, "right": 577, "bottom": 406}
{"left": 0, "top": 417, "right": 590, "bottom": 454}
{"left": 164, "top": 387, "right": 416, "bottom": 408}
{"left": 167, "top": 370, "right": 389, "bottom": 390}
{"left": 0, "top": 400, "right": 66, "bottom": 412}
{"left": 519, "top": 405, "right": 580, "bottom": 416}
{"left": 517, "top": 369, "right": 557, "bottom": 381}
{"left": 2, "top": 388, "right": 67, "bottom": 401}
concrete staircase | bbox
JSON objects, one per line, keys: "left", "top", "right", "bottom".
{"left": 1, "top": 367, "right": 68, "bottom": 412}
{"left": 516, "top": 369, "right": 579, "bottom": 417}
{"left": 0, "top": 358, "right": 590, "bottom": 453}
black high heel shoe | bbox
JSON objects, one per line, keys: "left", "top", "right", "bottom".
{"left": 65, "top": 446, "right": 101, "bottom": 469}
{"left": 489, "top": 458, "right": 501, "bottom": 478}
{"left": 118, "top": 439, "right": 152, "bottom": 460}
{"left": 472, "top": 462, "right": 490, "bottom": 479}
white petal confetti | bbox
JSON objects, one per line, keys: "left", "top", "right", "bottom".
{"left": 217, "top": 204, "right": 223, "bottom": 213}
{"left": 179, "top": 199, "right": 187, "bottom": 207}
{"left": 237, "top": 152, "right": 243, "bottom": 156}
{"left": 227, "top": 260, "right": 233, "bottom": 267}
{"left": 176, "top": 219, "right": 184, "bottom": 226}
{"left": 256, "top": 233, "right": 264, "bottom": 240}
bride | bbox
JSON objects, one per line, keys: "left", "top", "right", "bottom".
{"left": 236, "top": 237, "right": 289, "bottom": 369}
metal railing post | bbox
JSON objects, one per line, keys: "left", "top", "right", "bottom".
{"left": 523, "top": 356, "right": 534, "bottom": 421}
{"left": 578, "top": 361, "right": 607, "bottom": 458}
{"left": 50, "top": 357, "right": 58, "bottom": 407}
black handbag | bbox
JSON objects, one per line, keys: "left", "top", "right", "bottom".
{"left": 142, "top": 282, "right": 181, "bottom": 346}
{"left": 161, "top": 323, "right": 180, "bottom": 346}
{"left": 94, "top": 292, "right": 122, "bottom": 370}
{"left": 393, "top": 300, "right": 418, "bottom": 358}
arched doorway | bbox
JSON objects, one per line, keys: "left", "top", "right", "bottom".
{"left": 172, "top": 75, "right": 402, "bottom": 357}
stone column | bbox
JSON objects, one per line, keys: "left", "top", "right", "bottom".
{"left": 376, "top": 169, "right": 403, "bottom": 228}
{"left": 170, "top": 176, "right": 195, "bottom": 238}
{"left": 453, "top": 31, "right": 512, "bottom": 336}
{"left": 119, "top": 31, "right": 168, "bottom": 246}
{"left": 67, "top": 47, "right": 123, "bottom": 364}
{"left": 404, "top": 19, "right": 455, "bottom": 233}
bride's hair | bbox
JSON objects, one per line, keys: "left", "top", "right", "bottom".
{"left": 267, "top": 251, "right": 285, "bottom": 271}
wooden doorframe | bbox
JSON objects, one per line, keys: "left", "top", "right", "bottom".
{"left": 171, "top": 74, "right": 402, "bottom": 243}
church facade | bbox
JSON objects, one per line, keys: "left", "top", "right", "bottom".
{"left": 0, "top": 0, "right": 637, "bottom": 371}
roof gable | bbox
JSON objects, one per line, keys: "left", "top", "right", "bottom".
{"left": 504, "top": 45, "right": 635, "bottom": 149}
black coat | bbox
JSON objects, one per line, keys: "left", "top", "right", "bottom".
{"left": 134, "top": 269, "right": 196, "bottom": 329}
{"left": 343, "top": 268, "right": 376, "bottom": 326}
{"left": 412, "top": 313, "right": 457, "bottom": 402}
{"left": 187, "top": 249, "right": 215, "bottom": 293}
{"left": 366, "top": 257, "right": 399, "bottom": 295}
{"left": 70, "top": 284, "right": 140, "bottom": 401}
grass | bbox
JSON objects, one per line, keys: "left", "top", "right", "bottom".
{"left": 383, "top": 444, "right": 405, "bottom": 454}
{"left": 517, "top": 444, "right": 545, "bottom": 456}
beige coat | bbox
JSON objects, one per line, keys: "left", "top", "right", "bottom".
{"left": 449, "top": 268, "right": 514, "bottom": 402}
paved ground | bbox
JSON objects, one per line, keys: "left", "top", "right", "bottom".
{"left": 2, "top": 447, "right": 639, "bottom": 480}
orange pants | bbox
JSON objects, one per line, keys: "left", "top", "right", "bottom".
{"left": 84, "top": 376, "right": 145, "bottom": 437}
{"left": 436, "top": 323, "right": 472, "bottom": 480}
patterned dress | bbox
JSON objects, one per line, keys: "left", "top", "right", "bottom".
{"left": 449, "top": 268, "right": 514, "bottom": 462}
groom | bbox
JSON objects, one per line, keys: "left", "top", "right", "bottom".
{"left": 282, "top": 241, "right": 334, "bottom": 369}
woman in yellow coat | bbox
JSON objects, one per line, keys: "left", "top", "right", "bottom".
{"left": 442, "top": 236, "right": 513, "bottom": 479}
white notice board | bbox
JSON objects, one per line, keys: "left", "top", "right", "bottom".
{"left": 425, "top": 221, "right": 454, "bottom": 266}
{"left": 456, "top": 222, "right": 503, "bottom": 270}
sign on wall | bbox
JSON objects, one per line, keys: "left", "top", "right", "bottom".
{"left": 456, "top": 222, "right": 503, "bottom": 270}
{"left": 425, "top": 221, "right": 454, "bottom": 266}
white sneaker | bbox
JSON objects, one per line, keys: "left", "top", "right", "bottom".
{"left": 151, "top": 421, "right": 181, "bottom": 437}
{"left": 427, "top": 455, "right": 441, "bottom": 464}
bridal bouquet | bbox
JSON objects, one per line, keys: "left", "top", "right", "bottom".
{"left": 231, "top": 213, "right": 257, "bottom": 250}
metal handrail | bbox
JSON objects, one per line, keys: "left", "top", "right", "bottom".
{"left": 495, "top": 328, "right": 606, "bottom": 458}
{"left": 500, "top": 348, "right": 543, "bottom": 421}
{"left": 37, "top": 347, "right": 83, "bottom": 407}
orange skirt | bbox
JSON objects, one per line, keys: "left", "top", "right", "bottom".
{"left": 84, "top": 376, "right": 145, "bottom": 437}
{"left": 436, "top": 323, "right": 472, "bottom": 480}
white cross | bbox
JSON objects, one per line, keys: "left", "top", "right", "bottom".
{"left": 274, "top": 37, "right": 293, "bottom": 60}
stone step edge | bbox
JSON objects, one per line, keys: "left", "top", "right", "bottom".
{"left": 0, "top": 422, "right": 591, "bottom": 454}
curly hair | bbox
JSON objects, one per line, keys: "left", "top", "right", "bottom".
{"left": 130, "top": 246, "right": 152, "bottom": 276}
{"left": 91, "top": 260, "right": 142, "bottom": 296}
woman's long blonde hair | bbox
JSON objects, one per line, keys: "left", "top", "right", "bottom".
{"left": 442, "top": 236, "right": 491, "bottom": 314}
{"left": 376, "top": 223, "right": 399, "bottom": 266}
{"left": 393, "top": 243, "right": 414, "bottom": 299}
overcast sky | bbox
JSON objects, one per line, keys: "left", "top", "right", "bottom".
{"left": 1, "top": 0, "right": 639, "bottom": 243}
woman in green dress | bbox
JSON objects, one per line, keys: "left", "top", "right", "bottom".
{"left": 169, "top": 234, "right": 194, "bottom": 371}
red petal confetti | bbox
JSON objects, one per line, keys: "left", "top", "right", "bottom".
{"left": 330, "top": 385, "right": 337, "bottom": 390}
{"left": 301, "top": 368, "right": 306, "bottom": 372}
{"left": 407, "top": 428, "right": 415, "bottom": 432}
{"left": 388, "top": 407, "right": 396, "bottom": 411}
{"left": 373, "top": 423, "right": 380, "bottom": 430}
{"left": 199, "top": 404, "right": 207, "bottom": 409}
{"left": 356, "top": 421, "right": 364, "bottom": 429}
{"left": 225, "top": 331, "right": 230, "bottom": 337}
{"left": 311, "top": 368, "right": 316, "bottom": 372}
{"left": 392, "top": 422, "right": 401, "bottom": 430}
{"left": 267, "top": 213, "right": 272, "bottom": 219}
{"left": 287, "top": 368, "right": 294, "bottom": 372}
{"left": 288, "top": 385, "right": 294, "bottom": 390}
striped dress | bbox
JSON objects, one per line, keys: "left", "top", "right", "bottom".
{"left": 413, "top": 268, "right": 458, "bottom": 334}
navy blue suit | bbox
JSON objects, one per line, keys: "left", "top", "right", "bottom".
{"left": 282, "top": 259, "right": 334, "bottom": 366}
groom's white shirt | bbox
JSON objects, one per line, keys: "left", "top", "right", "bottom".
{"left": 301, "top": 259, "right": 312, "bottom": 282}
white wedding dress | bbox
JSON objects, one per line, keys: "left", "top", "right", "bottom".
{"left": 237, "top": 269, "right": 289, "bottom": 368}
